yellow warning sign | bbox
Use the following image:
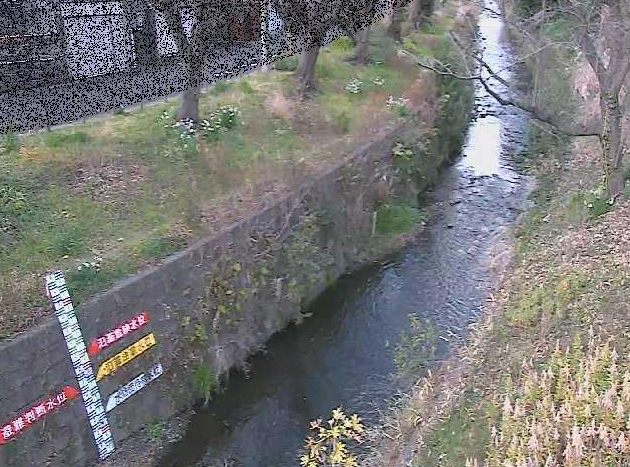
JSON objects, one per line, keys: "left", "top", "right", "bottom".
{"left": 96, "top": 333, "right": 156, "bottom": 382}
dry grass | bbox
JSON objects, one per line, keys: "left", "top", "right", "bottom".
{"left": 266, "top": 91, "right": 295, "bottom": 120}
{"left": 370, "top": 124, "right": 630, "bottom": 466}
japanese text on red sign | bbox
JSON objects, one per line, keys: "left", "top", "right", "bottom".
{"left": 89, "top": 311, "right": 150, "bottom": 356}
{"left": 0, "top": 387, "right": 79, "bottom": 444}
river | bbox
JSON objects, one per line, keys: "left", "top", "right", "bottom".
{"left": 157, "top": 1, "right": 530, "bottom": 466}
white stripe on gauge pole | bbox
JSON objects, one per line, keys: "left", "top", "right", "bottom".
{"left": 45, "top": 271, "right": 115, "bottom": 461}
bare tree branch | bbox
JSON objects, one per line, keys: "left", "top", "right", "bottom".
{"left": 398, "top": 49, "right": 602, "bottom": 137}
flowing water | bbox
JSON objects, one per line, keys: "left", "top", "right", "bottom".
{"left": 158, "top": 2, "right": 531, "bottom": 465}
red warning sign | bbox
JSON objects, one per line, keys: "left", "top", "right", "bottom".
{"left": 88, "top": 311, "right": 150, "bottom": 357}
{"left": 0, "top": 386, "right": 79, "bottom": 444}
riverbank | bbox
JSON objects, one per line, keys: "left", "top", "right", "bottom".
{"left": 0, "top": 7, "right": 482, "bottom": 466}
{"left": 372, "top": 2, "right": 630, "bottom": 466}
{"left": 377, "top": 132, "right": 630, "bottom": 467}
{"left": 91, "top": 5, "right": 484, "bottom": 467}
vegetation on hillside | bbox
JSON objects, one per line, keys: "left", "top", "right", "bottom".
{"left": 374, "top": 1, "right": 630, "bottom": 465}
{"left": 0, "top": 17, "right": 454, "bottom": 339}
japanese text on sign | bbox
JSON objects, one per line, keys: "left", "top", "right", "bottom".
{"left": 105, "top": 362, "right": 164, "bottom": 412}
{"left": 89, "top": 311, "right": 150, "bottom": 357}
{"left": 0, "top": 387, "right": 79, "bottom": 444}
{"left": 96, "top": 333, "right": 157, "bottom": 382}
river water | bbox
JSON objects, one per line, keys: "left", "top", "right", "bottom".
{"left": 158, "top": 2, "right": 530, "bottom": 466}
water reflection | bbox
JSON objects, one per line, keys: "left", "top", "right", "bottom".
{"left": 457, "top": 0, "right": 519, "bottom": 181}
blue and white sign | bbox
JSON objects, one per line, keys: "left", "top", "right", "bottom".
{"left": 105, "top": 362, "right": 164, "bottom": 412}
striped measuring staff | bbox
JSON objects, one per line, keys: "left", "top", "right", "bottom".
{"left": 45, "top": 271, "right": 115, "bottom": 461}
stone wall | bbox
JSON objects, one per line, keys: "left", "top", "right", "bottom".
{"left": 0, "top": 106, "right": 454, "bottom": 467}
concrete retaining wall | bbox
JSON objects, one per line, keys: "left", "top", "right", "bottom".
{"left": 0, "top": 107, "right": 452, "bottom": 467}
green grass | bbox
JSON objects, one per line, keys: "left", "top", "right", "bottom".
{"left": 44, "top": 131, "right": 91, "bottom": 148}
{"left": 137, "top": 234, "right": 189, "bottom": 261}
{"left": 415, "top": 394, "right": 497, "bottom": 467}
{"left": 209, "top": 81, "right": 233, "bottom": 95}
{"left": 0, "top": 21, "right": 432, "bottom": 339}
{"left": 146, "top": 420, "right": 166, "bottom": 441}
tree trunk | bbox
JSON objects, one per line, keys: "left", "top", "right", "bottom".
{"left": 408, "top": 0, "right": 421, "bottom": 29}
{"left": 352, "top": 26, "right": 371, "bottom": 64}
{"left": 133, "top": 6, "right": 158, "bottom": 67}
{"left": 296, "top": 45, "right": 320, "bottom": 97}
{"left": 178, "top": 86, "right": 200, "bottom": 121}
{"left": 387, "top": 3, "right": 403, "bottom": 43}
{"left": 420, "top": 0, "right": 434, "bottom": 18}
{"left": 600, "top": 93, "right": 626, "bottom": 197}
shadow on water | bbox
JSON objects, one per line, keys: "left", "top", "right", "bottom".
{"left": 158, "top": 1, "right": 531, "bottom": 465}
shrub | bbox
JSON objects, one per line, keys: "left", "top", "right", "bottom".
{"left": 300, "top": 408, "right": 364, "bottom": 467}
{"left": 331, "top": 36, "right": 354, "bottom": 53}
{"left": 386, "top": 95, "right": 410, "bottom": 117}
{"left": 274, "top": 56, "right": 299, "bottom": 71}
{"left": 0, "top": 185, "right": 28, "bottom": 218}
{"left": 138, "top": 234, "right": 188, "bottom": 260}
{"left": 332, "top": 111, "right": 351, "bottom": 134}
{"left": 166, "top": 105, "right": 241, "bottom": 147}
{"left": 67, "top": 260, "right": 101, "bottom": 291}
{"left": 216, "top": 105, "right": 239, "bottom": 129}
{"left": 583, "top": 187, "right": 613, "bottom": 219}
{"left": 210, "top": 81, "right": 232, "bottom": 94}
{"left": 238, "top": 80, "right": 256, "bottom": 95}
{"left": 506, "top": 273, "right": 586, "bottom": 328}
{"left": 345, "top": 78, "right": 363, "bottom": 94}
{"left": 372, "top": 76, "right": 385, "bottom": 86}
{"left": 47, "top": 225, "right": 88, "bottom": 257}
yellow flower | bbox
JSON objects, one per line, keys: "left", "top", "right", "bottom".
{"left": 349, "top": 414, "right": 364, "bottom": 433}
{"left": 332, "top": 407, "right": 345, "bottom": 420}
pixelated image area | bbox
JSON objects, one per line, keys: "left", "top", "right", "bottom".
{"left": 0, "top": 0, "right": 397, "bottom": 133}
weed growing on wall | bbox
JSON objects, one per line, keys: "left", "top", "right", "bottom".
{"left": 391, "top": 142, "right": 419, "bottom": 182}
{"left": 283, "top": 213, "right": 336, "bottom": 304}
{"left": 376, "top": 204, "right": 425, "bottom": 235}
{"left": 147, "top": 420, "right": 166, "bottom": 441}
{"left": 194, "top": 364, "right": 218, "bottom": 408}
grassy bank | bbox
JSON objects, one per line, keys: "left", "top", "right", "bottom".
{"left": 406, "top": 126, "right": 630, "bottom": 466}
{"left": 0, "top": 20, "right": 461, "bottom": 340}
{"left": 372, "top": 2, "right": 630, "bottom": 463}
